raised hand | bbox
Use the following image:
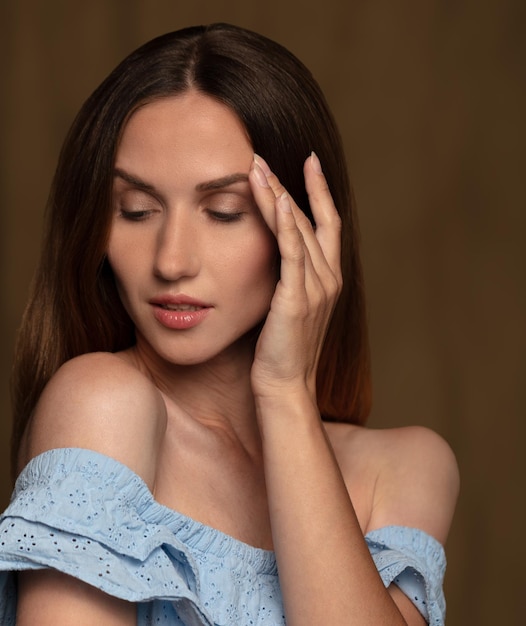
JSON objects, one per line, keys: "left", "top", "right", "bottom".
{"left": 248, "top": 153, "right": 343, "bottom": 402}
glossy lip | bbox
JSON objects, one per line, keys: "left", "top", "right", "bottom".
{"left": 150, "top": 294, "right": 213, "bottom": 330}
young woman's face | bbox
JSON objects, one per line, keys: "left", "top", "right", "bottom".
{"left": 107, "top": 91, "right": 277, "bottom": 366}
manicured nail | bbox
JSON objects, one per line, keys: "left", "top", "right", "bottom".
{"left": 253, "top": 161, "right": 270, "bottom": 187}
{"left": 311, "top": 151, "right": 323, "bottom": 174}
{"left": 278, "top": 192, "right": 292, "bottom": 212}
{"left": 254, "top": 153, "right": 272, "bottom": 176}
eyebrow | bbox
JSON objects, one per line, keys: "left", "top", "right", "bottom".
{"left": 195, "top": 173, "right": 249, "bottom": 191}
{"left": 113, "top": 168, "right": 249, "bottom": 193}
{"left": 113, "top": 168, "right": 155, "bottom": 192}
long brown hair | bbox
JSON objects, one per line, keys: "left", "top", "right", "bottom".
{"left": 11, "top": 23, "right": 371, "bottom": 472}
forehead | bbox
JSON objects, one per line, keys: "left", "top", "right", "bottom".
{"left": 114, "top": 93, "right": 254, "bottom": 190}
{"left": 117, "top": 92, "right": 252, "bottom": 163}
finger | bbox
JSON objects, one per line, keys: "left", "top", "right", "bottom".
{"left": 253, "top": 163, "right": 337, "bottom": 364}
{"left": 249, "top": 157, "right": 307, "bottom": 288}
{"left": 250, "top": 155, "right": 319, "bottom": 252}
{"left": 276, "top": 192, "right": 333, "bottom": 372}
{"left": 304, "top": 152, "right": 342, "bottom": 278}
{"left": 253, "top": 155, "right": 326, "bottom": 271}
{"left": 274, "top": 192, "right": 308, "bottom": 304}
{"left": 253, "top": 154, "right": 282, "bottom": 198}
{"left": 251, "top": 154, "right": 340, "bottom": 304}
{"left": 249, "top": 156, "right": 278, "bottom": 235}
{"left": 274, "top": 195, "right": 325, "bottom": 316}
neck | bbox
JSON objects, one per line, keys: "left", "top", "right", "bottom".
{"left": 124, "top": 338, "right": 263, "bottom": 457}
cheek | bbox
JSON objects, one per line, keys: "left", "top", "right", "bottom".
{"left": 239, "top": 235, "right": 279, "bottom": 294}
{"left": 213, "top": 232, "right": 277, "bottom": 305}
{"left": 106, "top": 238, "right": 140, "bottom": 298}
{"left": 107, "top": 227, "right": 148, "bottom": 276}
{"left": 106, "top": 247, "right": 125, "bottom": 289}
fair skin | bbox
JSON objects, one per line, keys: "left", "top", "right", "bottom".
{"left": 17, "top": 91, "right": 459, "bottom": 625}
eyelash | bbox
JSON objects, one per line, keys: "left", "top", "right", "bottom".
{"left": 206, "top": 210, "right": 244, "bottom": 223}
{"left": 119, "top": 209, "right": 152, "bottom": 221}
{"left": 118, "top": 208, "right": 244, "bottom": 224}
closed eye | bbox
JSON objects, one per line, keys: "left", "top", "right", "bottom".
{"left": 119, "top": 208, "right": 154, "bottom": 221}
{"left": 206, "top": 210, "right": 245, "bottom": 223}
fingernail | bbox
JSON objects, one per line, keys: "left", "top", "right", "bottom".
{"left": 278, "top": 191, "right": 292, "bottom": 213}
{"left": 311, "top": 151, "right": 323, "bottom": 174}
{"left": 253, "top": 161, "right": 270, "bottom": 187}
{"left": 254, "top": 153, "right": 272, "bottom": 176}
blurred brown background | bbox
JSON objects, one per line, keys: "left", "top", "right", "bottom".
{"left": 1, "top": 1, "right": 524, "bottom": 624}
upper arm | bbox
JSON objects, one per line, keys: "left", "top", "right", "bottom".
{"left": 367, "top": 426, "right": 459, "bottom": 625}
{"left": 20, "top": 352, "right": 167, "bottom": 489}
{"left": 16, "top": 352, "right": 166, "bottom": 623}
{"left": 17, "top": 570, "right": 136, "bottom": 626}
{"left": 367, "top": 426, "right": 460, "bottom": 544}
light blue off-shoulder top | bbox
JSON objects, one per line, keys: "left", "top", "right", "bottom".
{"left": 0, "top": 448, "right": 446, "bottom": 625}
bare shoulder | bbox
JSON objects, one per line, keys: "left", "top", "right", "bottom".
{"left": 20, "top": 352, "right": 167, "bottom": 488}
{"left": 325, "top": 423, "right": 459, "bottom": 544}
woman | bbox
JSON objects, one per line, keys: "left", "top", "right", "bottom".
{"left": 0, "top": 23, "right": 458, "bottom": 625}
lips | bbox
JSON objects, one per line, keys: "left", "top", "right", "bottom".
{"left": 150, "top": 294, "right": 212, "bottom": 330}
{"left": 157, "top": 303, "right": 203, "bottom": 312}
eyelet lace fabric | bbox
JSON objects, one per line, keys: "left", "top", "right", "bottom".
{"left": 0, "top": 448, "right": 446, "bottom": 625}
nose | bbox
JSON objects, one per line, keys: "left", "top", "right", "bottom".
{"left": 153, "top": 211, "right": 200, "bottom": 281}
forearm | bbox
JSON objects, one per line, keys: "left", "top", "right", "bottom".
{"left": 256, "top": 391, "right": 407, "bottom": 626}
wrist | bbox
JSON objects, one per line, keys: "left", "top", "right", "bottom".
{"left": 254, "top": 385, "right": 321, "bottom": 429}
{"left": 252, "top": 370, "right": 317, "bottom": 402}
{"left": 254, "top": 381, "right": 315, "bottom": 407}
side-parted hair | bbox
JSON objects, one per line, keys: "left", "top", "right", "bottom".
{"left": 11, "top": 23, "right": 371, "bottom": 471}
